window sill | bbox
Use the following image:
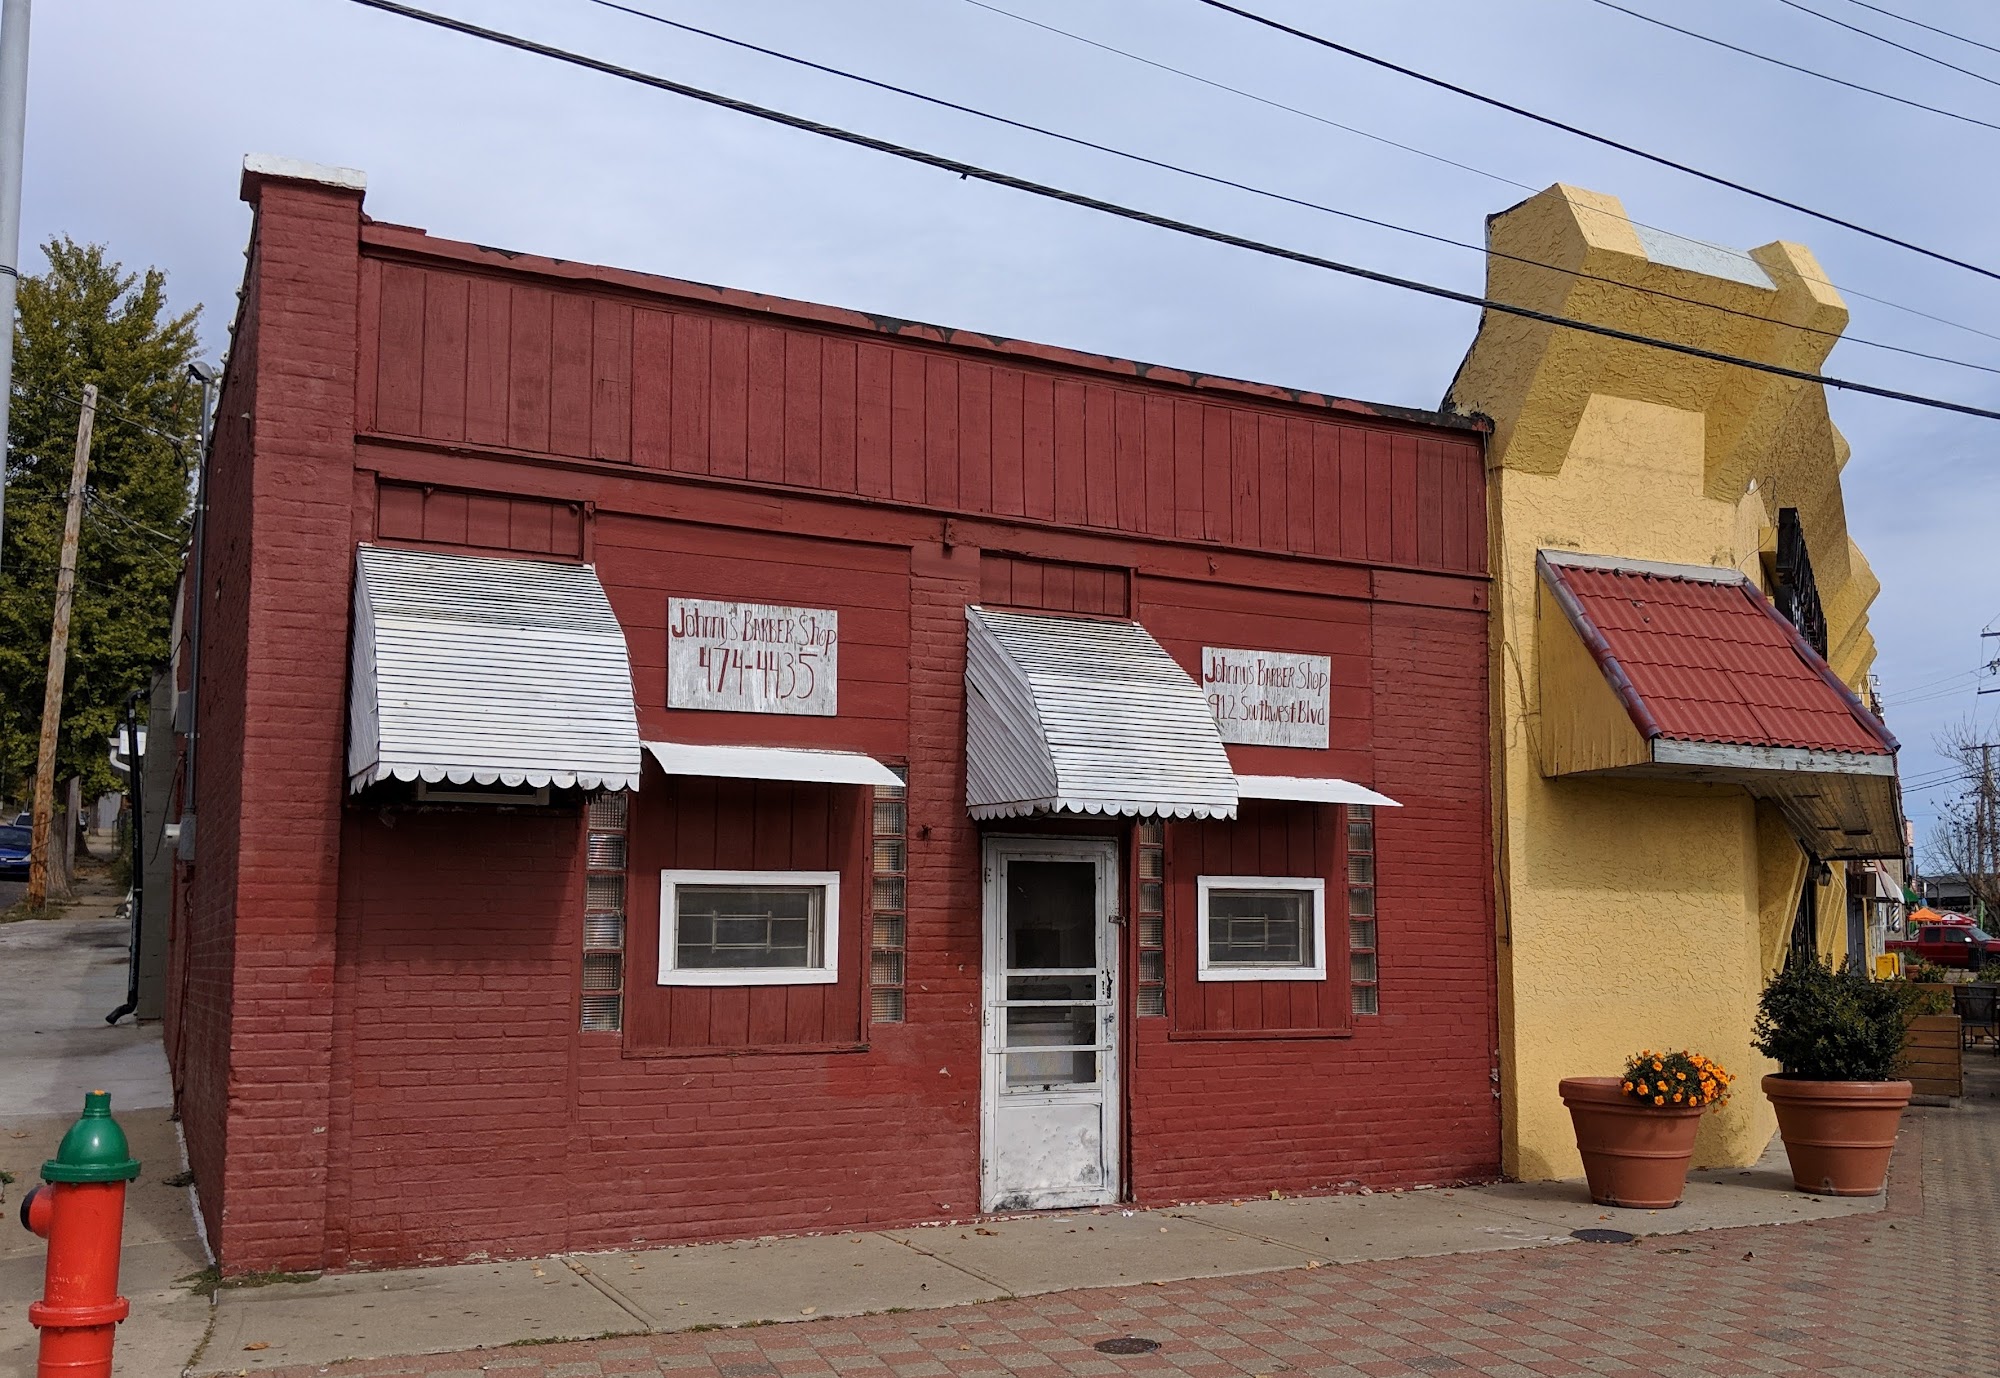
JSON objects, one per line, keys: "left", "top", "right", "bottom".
{"left": 617, "top": 1039, "right": 869, "bottom": 1061}
{"left": 1165, "top": 1027, "right": 1354, "bottom": 1042}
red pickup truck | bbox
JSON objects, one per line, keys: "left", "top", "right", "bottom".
{"left": 1887, "top": 919, "right": 2000, "bottom": 969}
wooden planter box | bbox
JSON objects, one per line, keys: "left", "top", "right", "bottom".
{"left": 1904, "top": 1014, "right": 1963, "bottom": 1099}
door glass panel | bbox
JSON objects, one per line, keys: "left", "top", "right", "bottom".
{"left": 1007, "top": 1049, "right": 1097, "bottom": 1089}
{"left": 1006, "top": 1004, "right": 1096, "bottom": 1047}
{"left": 1000, "top": 857, "right": 1102, "bottom": 1092}
{"left": 1007, "top": 860, "right": 1096, "bottom": 969}
{"left": 1007, "top": 974, "right": 1094, "bottom": 1003}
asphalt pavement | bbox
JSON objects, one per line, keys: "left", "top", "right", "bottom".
{"left": 0, "top": 879, "right": 23, "bottom": 910}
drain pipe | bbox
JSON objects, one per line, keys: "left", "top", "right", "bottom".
{"left": 178, "top": 360, "right": 217, "bottom": 863}
{"left": 105, "top": 687, "right": 144, "bottom": 1024}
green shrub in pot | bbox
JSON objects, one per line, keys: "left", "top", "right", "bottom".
{"left": 1753, "top": 954, "right": 1915, "bottom": 1196}
{"left": 1753, "top": 954, "right": 1913, "bottom": 1080}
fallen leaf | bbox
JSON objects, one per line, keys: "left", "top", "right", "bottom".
{"left": 1159, "top": 1227, "right": 1169, "bottom": 1234}
{"left": 1742, "top": 1251, "right": 1754, "bottom": 1260}
{"left": 1303, "top": 1261, "right": 1322, "bottom": 1270}
{"left": 974, "top": 1227, "right": 998, "bottom": 1236}
{"left": 243, "top": 1343, "right": 270, "bottom": 1352}
{"left": 1269, "top": 1190, "right": 1281, "bottom": 1200}
{"left": 800, "top": 1307, "right": 816, "bottom": 1316}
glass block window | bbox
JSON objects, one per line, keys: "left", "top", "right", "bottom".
{"left": 1194, "top": 876, "right": 1327, "bottom": 982}
{"left": 870, "top": 768, "right": 908, "bottom": 1022}
{"left": 581, "top": 791, "right": 628, "bottom": 1032}
{"left": 1134, "top": 820, "right": 1165, "bottom": 1017}
{"left": 659, "top": 870, "right": 840, "bottom": 985}
{"left": 1347, "top": 804, "right": 1379, "bottom": 1015}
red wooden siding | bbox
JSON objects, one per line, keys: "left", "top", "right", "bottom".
{"left": 623, "top": 776, "right": 866, "bottom": 1054}
{"left": 591, "top": 515, "right": 912, "bottom": 760}
{"left": 1138, "top": 576, "right": 1374, "bottom": 780}
{"left": 361, "top": 261, "right": 1486, "bottom": 576}
{"left": 375, "top": 480, "right": 585, "bottom": 558}
{"left": 1165, "top": 803, "right": 1349, "bottom": 1038}
{"left": 978, "top": 551, "right": 1131, "bottom": 616}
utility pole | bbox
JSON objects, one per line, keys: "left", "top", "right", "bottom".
{"left": 1985, "top": 743, "right": 1997, "bottom": 925}
{"left": 0, "top": 0, "right": 31, "bottom": 560}
{"left": 25, "top": 382, "right": 92, "bottom": 906}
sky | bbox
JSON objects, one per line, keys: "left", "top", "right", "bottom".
{"left": 16, "top": 0, "right": 2000, "bottom": 851}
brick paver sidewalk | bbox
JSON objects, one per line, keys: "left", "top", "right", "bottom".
{"left": 255, "top": 1075, "right": 1997, "bottom": 1378}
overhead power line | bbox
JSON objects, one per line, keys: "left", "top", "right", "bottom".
{"left": 1834, "top": 0, "right": 2000, "bottom": 61}
{"left": 1588, "top": 0, "right": 2000, "bottom": 126}
{"left": 1771, "top": 0, "right": 2000, "bottom": 89}
{"left": 1187, "top": 0, "right": 2000, "bottom": 285}
{"left": 578, "top": 0, "right": 2000, "bottom": 378}
{"left": 340, "top": 0, "right": 2000, "bottom": 423}
{"left": 965, "top": 0, "right": 2000, "bottom": 352}
{"left": 956, "top": 0, "right": 1530, "bottom": 193}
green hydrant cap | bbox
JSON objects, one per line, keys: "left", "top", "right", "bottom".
{"left": 42, "top": 1090, "right": 141, "bottom": 1184}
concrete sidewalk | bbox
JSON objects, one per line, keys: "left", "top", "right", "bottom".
{"left": 0, "top": 890, "right": 1891, "bottom": 1378}
{"left": 196, "top": 1143, "right": 1877, "bottom": 1376}
{"left": 0, "top": 907, "right": 212, "bottom": 1378}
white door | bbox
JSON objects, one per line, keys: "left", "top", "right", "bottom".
{"left": 981, "top": 836, "right": 1120, "bottom": 1212}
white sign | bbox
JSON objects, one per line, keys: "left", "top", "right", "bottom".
{"left": 669, "top": 598, "right": 838, "bottom": 716}
{"left": 1202, "top": 646, "right": 1331, "bottom": 749}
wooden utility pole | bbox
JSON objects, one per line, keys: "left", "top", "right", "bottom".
{"left": 25, "top": 382, "right": 94, "bottom": 906}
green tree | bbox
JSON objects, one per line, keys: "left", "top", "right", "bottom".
{"left": 0, "top": 238, "right": 201, "bottom": 805}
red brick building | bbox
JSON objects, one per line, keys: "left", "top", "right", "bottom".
{"left": 166, "top": 156, "right": 1498, "bottom": 1273}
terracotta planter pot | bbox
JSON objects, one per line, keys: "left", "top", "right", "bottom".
{"left": 1559, "top": 1076, "right": 1703, "bottom": 1209}
{"left": 1761, "top": 1075, "right": 1911, "bottom": 1197}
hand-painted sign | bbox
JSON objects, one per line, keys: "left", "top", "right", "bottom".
{"left": 1201, "top": 647, "right": 1331, "bottom": 748}
{"left": 669, "top": 598, "right": 838, "bottom": 716}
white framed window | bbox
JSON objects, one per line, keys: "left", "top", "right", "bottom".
{"left": 658, "top": 869, "right": 841, "bottom": 986}
{"left": 1195, "top": 876, "right": 1326, "bottom": 982}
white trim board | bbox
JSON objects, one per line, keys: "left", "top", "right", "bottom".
{"left": 644, "top": 740, "right": 901, "bottom": 787}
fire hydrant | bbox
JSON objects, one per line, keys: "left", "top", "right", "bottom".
{"left": 18, "top": 1090, "right": 140, "bottom": 1378}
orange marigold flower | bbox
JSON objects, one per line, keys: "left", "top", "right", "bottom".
{"left": 1653, "top": 1095, "right": 1665, "bottom": 1105}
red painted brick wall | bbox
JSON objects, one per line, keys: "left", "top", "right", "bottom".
{"left": 328, "top": 808, "right": 580, "bottom": 1267}
{"left": 167, "top": 170, "right": 363, "bottom": 1271}
{"left": 174, "top": 178, "right": 1494, "bottom": 1271}
{"left": 1127, "top": 597, "right": 1498, "bottom": 1198}
{"left": 163, "top": 264, "right": 262, "bottom": 1236}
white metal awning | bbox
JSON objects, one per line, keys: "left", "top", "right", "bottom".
{"left": 348, "top": 544, "right": 642, "bottom": 793}
{"left": 964, "top": 606, "right": 1238, "bottom": 821}
{"left": 1235, "top": 775, "right": 1402, "bottom": 807}
{"left": 644, "top": 741, "right": 902, "bottom": 787}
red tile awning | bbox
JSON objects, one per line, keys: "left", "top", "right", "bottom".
{"left": 1537, "top": 551, "right": 1901, "bottom": 859}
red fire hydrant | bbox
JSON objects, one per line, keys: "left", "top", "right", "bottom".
{"left": 18, "top": 1090, "right": 140, "bottom": 1378}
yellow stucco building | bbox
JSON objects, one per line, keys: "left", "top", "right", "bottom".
{"left": 1447, "top": 185, "right": 1904, "bottom": 1180}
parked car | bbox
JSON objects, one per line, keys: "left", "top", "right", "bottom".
{"left": 9, "top": 811, "right": 26, "bottom": 826}
{"left": 0, "top": 824, "right": 29, "bottom": 879}
{"left": 1887, "top": 919, "right": 2000, "bottom": 970}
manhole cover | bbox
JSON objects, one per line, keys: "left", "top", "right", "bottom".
{"left": 1094, "top": 1337, "right": 1162, "bottom": 1355}
{"left": 1570, "top": 1228, "right": 1635, "bottom": 1244}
